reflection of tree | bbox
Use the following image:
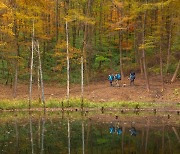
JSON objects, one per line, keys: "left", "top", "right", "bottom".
{"left": 172, "top": 127, "right": 180, "bottom": 143}
{"left": 15, "top": 116, "right": 19, "bottom": 154}
{"left": 68, "top": 118, "right": 71, "bottom": 154}
{"left": 29, "top": 113, "right": 34, "bottom": 154}
{"left": 38, "top": 116, "right": 41, "bottom": 150}
{"left": 121, "top": 124, "right": 125, "bottom": 154}
{"left": 162, "top": 122, "right": 165, "bottom": 154}
{"left": 41, "top": 114, "right": 46, "bottom": 154}
{"left": 86, "top": 118, "right": 91, "bottom": 153}
{"left": 82, "top": 121, "right": 85, "bottom": 154}
{"left": 145, "top": 120, "right": 149, "bottom": 153}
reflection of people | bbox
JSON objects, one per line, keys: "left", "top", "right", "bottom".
{"left": 117, "top": 127, "right": 122, "bottom": 135}
{"left": 109, "top": 126, "right": 115, "bottom": 133}
{"left": 129, "top": 127, "right": 137, "bottom": 136}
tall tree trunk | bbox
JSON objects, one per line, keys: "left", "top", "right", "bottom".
{"left": 84, "top": 0, "right": 91, "bottom": 85}
{"left": 29, "top": 21, "right": 34, "bottom": 109}
{"left": 81, "top": 56, "right": 84, "bottom": 107}
{"left": 55, "top": 0, "right": 59, "bottom": 42}
{"left": 36, "top": 41, "right": 45, "bottom": 107}
{"left": 66, "top": 21, "right": 70, "bottom": 105}
{"left": 117, "top": 9, "right": 124, "bottom": 80}
{"left": 159, "top": 37, "right": 164, "bottom": 91}
{"left": 13, "top": 51, "right": 18, "bottom": 98}
{"left": 142, "top": 2, "right": 150, "bottom": 92}
{"left": 166, "top": 17, "right": 172, "bottom": 73}
{"left": 81, "top": 0, "right": 91, "bottom": 106}
{"left": 13, "top": 29, "right": 20, "bottom": 98}
{"left": 37, "top": 66, "right": 41, "bottom": 102}
{"left": 159, "top": 2, "right": 164, "bottom": 92}
{"left": 1, "top": 58, "right": 5, "bottom": 78}
{"left": 171, "top": 60, "right": 180, "bottom": 83}
{"left": 119, "top": 30, "right": 124, "bottom": 80}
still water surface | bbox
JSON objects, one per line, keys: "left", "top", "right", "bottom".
{"left": 0, "top": 111, "right": 179, "bottom": 154}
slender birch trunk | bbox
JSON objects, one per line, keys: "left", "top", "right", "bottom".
{"left": 29, "top": 21, "right": 34, "bottom": 109}
{"left": 36, "top": 41, "right": 45, "bottom": 107}
{"left": 37, "top": 66, "right": 41, "bottom": 102}
{"left": 66, "top": 20, "right": 70, "bottom": 106}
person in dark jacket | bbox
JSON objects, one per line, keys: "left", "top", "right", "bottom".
{"left": 129, "top": 71, "right": 135, "bottom": 86}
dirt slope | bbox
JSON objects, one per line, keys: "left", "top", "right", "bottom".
{"left": 0, "top": 74, "right": 180, "bottom": 104}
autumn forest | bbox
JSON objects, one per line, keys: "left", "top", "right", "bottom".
{"left": 0, "top": 0, "right": 180, "bottom": 99}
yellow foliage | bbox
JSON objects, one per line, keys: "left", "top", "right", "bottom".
{"left": 0, "top": 1, "right": 8, "bottom": 10}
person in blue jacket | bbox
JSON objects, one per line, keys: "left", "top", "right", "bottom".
{"left": 108, "top": 74, "right": 114, "bottom": 86}
{"left": 115, "top": 73, "right": 121, "bottom": 87}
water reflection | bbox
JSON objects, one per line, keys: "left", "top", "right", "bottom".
{"left": 29, "top": 113, "right": 34, "bottom": 154}
{"left": 41, "top": 114, "right": 46, "bottom": 154}
{"left": 0, "top": 111, "right": 179, "bottom": 154}
{"left": 68, "top": 118, "right": 70, "bottom": 154}
{"left": 129, "top": 127, "right": 137, "bottom": 136}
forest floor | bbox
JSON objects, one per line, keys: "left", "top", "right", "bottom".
{"left": 0, "top": 74, "right": 180, "bottom": 107}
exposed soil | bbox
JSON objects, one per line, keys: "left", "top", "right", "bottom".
{"left": 0, "top": 74, "right": 180, "bottom": 105}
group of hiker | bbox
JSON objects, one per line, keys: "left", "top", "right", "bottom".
{"left": 108, "top": 71, "right": 136, "bottom": 87}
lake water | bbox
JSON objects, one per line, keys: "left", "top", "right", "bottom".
{"left": 0, "top": 110, "right": 179, "bottom": 154}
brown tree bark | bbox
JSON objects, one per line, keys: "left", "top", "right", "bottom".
{"left": 142, "top": 8, "right": 150, "bottom": 92}
{"left": 171, "top": 60, "right": 180, "bottom": 83}
{"left": 118, "top": 10, "right": 124, "bottom": 80}
{"left": 166, "top": 16, "right": 172, "bottom": 73}
{"left": 159, "top": 38, "right": 164, "bottom": 91}
{"left": 55, "top": 0, "right": 59, "bottom": 42}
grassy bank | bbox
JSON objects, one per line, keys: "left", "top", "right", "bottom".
{"left": 0, "top": 98, "right": 178, "bottom": 110}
